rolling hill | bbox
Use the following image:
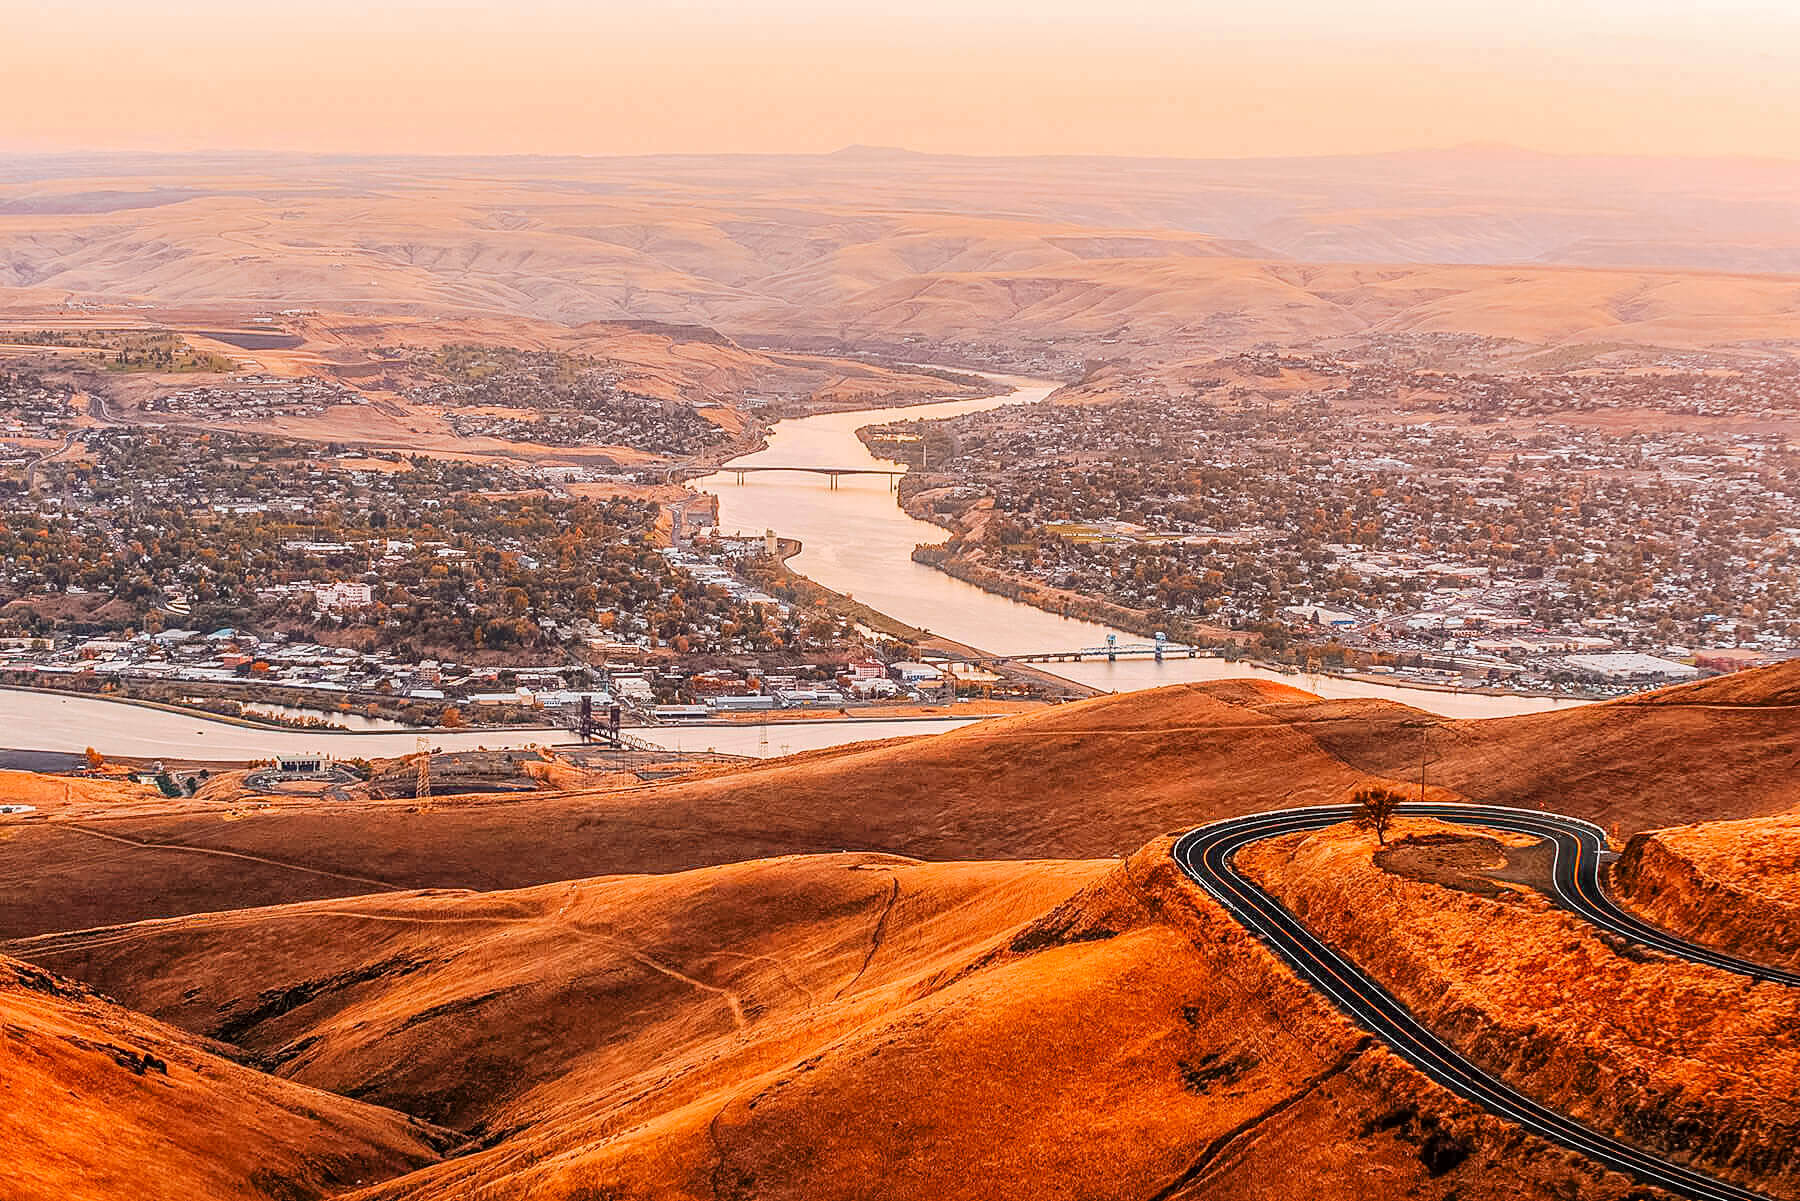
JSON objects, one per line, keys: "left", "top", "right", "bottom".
{"left": 0, "top": 953, "right": 446, "bottom": 1201}
{"left": 7, "top": 151, "right": 1800, "bottom": 361}
{"left": 3, "top": 665, "right": 1797, "bottom": 1200}
{"left": 3, "top": 666, "right": 1796, "bottom": 942}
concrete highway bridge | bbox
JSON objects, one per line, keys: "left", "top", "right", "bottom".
{"left": 679, "top": 464, "right": 907, "bottom": 489}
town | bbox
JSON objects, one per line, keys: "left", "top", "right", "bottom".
{"left": 0, "top": 618, "right": 965, "bottom": 733}
{"left": 0, "top": 417, "right": 994, "bottom": 729}
{"left": 867, "top": 349, "right": 1800, "bottom": 695}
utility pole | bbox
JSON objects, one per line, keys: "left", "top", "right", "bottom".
{"left": 1417, "top": 725, "right": 1432, "bottom": 804}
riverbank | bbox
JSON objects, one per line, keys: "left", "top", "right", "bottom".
{"left": 752, "top": 365, "right": 1002, "bottom": 419}
{"left": 0, "top": 684, "right": 564, "bottom": 741}
{"left": 761, "top": 538, "right": 1100, "bottom": 700}
{"left": 0, "top": 680, "right": 357, "bottom": 733}
{"left": 0, "top": 685, "right": 1009, "bottom": 763}
{"left": 859, "top": 406, "right": 1593, "bottom": 707}
{"left": 698, "top": 371, "right": 1591, "bottom": 720}
{"left": 907, "top": 549, "right": 1585, "bottom": 703}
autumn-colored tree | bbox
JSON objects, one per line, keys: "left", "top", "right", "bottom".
{"left": 1351, "top": 786, "right": 1405, "bottom": 846}
{"left": 439, "top": 706, "right": 466, "bottom": 729}
{"left": 83, "top": 746, "right": 105, "bottom": 772}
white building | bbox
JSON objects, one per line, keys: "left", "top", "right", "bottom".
{"left": 1561, "top": 652, "right": 1699, "bottom": 681}
{"left": 311, "top": 581, "right": 374, "bottom": 612}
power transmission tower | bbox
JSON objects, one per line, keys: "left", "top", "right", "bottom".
{"left": 414, "top": 736, "right": 432, "bottom": 802}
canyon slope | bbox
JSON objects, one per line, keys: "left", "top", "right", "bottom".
{"left": 2, "top": 664, "right": 1796, "bottom": 1200}
{"left": 3, "top": 847, "right": 1688, "bottom": 1201}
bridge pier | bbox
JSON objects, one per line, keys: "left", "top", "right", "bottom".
{"left": 700, "top": 466, "right": 904, "bottom": 488}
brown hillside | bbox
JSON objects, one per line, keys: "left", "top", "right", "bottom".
{"left": 9, "top": 153, "right": 1800, "bottom": 357}
{"left": 1240, "top": 818, "right": 1800, "bottom": 1199}
{"left": 1614, "top": 813, "right": 1800, "bottom": 970}
{"left": 0, "top": 954, "right": 446, "bottom": 1201}
{"left": 1296, "top": 661, "right": 1800, "bottom": 828}
{"left": 11, "top": 854, "right": 1105, "bottom": 1134}
{"left": 3, "top": 666, "right": 1798, "bottom": 940}
{"left": 15, "top": 848, "right": 1652, "bottom": 1201}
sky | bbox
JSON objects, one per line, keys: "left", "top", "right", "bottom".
{"left": 6, "top": 0, "right": 1800, "bottom": 160}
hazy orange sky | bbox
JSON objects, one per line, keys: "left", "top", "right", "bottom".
{"left": 7, "top": 0, "right": 1800, "bottom": 160}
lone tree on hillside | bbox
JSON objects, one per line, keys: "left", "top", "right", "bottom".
{"left": 1352, "top": 786, "right": 1405, "bottom": 846}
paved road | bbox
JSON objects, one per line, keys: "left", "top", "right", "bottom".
{"left": 1173, "top": 803, "right": 1792, "bottom": 1201}
{"left": 22, "top": 429, "right": 80, "bottom": 493}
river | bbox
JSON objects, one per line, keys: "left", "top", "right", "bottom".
{"left": 0, "top": 376, "right": 1583, "bottom": 764}
{"left": 0, "top": 686, "right": 986, "bottom": 761}
{"left": 696, "top": 374, "right": 1586, "bottom": 721}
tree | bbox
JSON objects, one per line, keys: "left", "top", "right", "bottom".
{"left": 1351, "top": 786, "right": 1404, "bottom": 846}
{"left": 83, "top": 746, "right": 105, "bottom": 772}
{"left": 439, "top": 706, "right": 466, "bottom": 729}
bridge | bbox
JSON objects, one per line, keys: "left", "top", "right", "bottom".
{"left": 679, "top": 464, "right": 907, "bottom": 490}
{"left": 931, "top": 634, "right": 1207, "bottom": 667}
{"left": 566, "top": 697, "right": 666, "bottom": 751}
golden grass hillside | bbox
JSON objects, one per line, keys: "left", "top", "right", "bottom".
{"left": 1239, "top": 819, "right": 1800, "bottom": 1199}
{"left": 9, "top": 854, "right": 1106, "bottom": 1134}
{"left": 3, "top": 665, "right": 1797, "bottom": 940}
{"left": 1614, "top": 813, "right": 1800, "bottom": 970}
{"left": 10, "top": 847, "right": 1659, "bottom": 1201}
{"left": 0, "top": 954, "right": 446, "bottom": 1201}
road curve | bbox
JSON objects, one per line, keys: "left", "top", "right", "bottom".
{"left": 1172, "top": 803, "right": 1792, "bottom": 1201}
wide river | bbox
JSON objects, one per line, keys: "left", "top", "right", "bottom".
{"left": 696, "top": 374, "right": 1587, "bottom": 721}
{"left": 0, "top": 374, "right": 1583, "bottom": 763}
{"left": 0, "top": 687, "right": 985, "bottom": 761}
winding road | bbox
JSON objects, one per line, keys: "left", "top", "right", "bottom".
{"left": 1173, "top": 804, "right": 1794, "bottom": 1201}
